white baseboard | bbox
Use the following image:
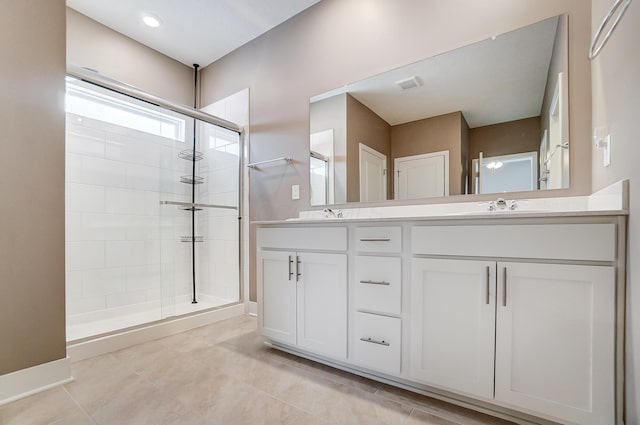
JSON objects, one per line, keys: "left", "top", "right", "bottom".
{"left": 0, "top": 356, "right": 72, "bottom": 406}
{"left": 247, "top": 301, "right": 257, "bottom": 317}
{"left": 67, "top": 303, "right": 245, "bottom": 363}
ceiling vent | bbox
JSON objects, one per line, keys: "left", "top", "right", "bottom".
{"left": 395, "top": 76, "right": 423, "bottom": 90}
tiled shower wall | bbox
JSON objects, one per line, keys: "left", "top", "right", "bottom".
{"left": 65, "top": 108, "right": 241, "bottom": 329}
{"left": 65, "top": 111, "right": 192, "bottom": 322}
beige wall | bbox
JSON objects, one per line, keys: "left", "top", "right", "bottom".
{"left": 66, "top": 8, "right": 193, "bottom": 105}
{"left": 200, "top": 0, "right": 592, "bottom": 301}
{"left": 346, "top": 95, "right": 391, "bottom": 201}
{"left": 0, "top": 0, "right": 67, "bottom": 375}
{"left": 391, "top": 112, "right": 465, "bottom": 196}
{"left": 590, "top": 1, "right": 640, "bottom": 423}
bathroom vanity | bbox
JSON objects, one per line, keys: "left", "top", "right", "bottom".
{"left": 255, "top": 195, "right": 627, "bottom": 425}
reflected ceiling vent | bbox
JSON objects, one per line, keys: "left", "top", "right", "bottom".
{"left": 395, "top": 76, "right": 423, "bottom": 90}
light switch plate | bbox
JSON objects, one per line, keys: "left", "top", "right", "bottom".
{"left": 291, "top": 184, "right": 300, "bottom": 200}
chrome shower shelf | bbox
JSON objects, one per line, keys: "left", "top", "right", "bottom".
{"left": 178, "top": 149, "right": 204, "bottom": 161}
{"left": 180, "top": 175, "right": 204, "bottom": 185}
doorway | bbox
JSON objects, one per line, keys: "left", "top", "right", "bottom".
{"left": 394, "top": 150, "right": 449, "bottom": 200}
{"left": 359, "top": 143, "right": 387, "bottom": 202}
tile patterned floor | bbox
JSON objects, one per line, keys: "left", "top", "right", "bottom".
{"left": 0, "top": 315, "right": 515, "bottom": 425}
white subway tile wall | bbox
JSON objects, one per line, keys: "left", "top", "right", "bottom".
{"left": 65, "top": 84, "right": 243, "bottom": 340}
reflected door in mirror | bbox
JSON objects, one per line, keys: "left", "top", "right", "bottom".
{"left": 395, "top": 151, "right": 449, "bottom": 200}
{"left": 359, "top": 143, "right": 387, "bottom": 202}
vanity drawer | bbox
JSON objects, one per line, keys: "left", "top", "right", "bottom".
{"left": 354, "top": 256, "right": 401, "bottom": 315}
{"left": 354, "top": 227, "right": 402, "bottom": 253}
{"left": 258, "top": 226, "right": 347, "bottom": 251}
{"left": 411, "top": 224, "right": 616, "bottom": 261}
{"left": 353, "top": 312, "right": 401, "bottom": 375}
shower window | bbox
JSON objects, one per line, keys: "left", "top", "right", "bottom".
{"left": 65, "top": 77, "right": 241, "bottom": 341}
{"left": 66, "top": 80, "right": 186, "bottom": 142}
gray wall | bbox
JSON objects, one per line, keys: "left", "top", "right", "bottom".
{"left": 590, "top": 1, "right": 640, "bottom": 423}
{"left": 0, "top": 0, "right": 67, "bottom": 375}
{"left": 67, "top": 8, "right": 194, "bottom": 105}
{"left": 200, "top": 0, "right": 592, "bottom": 302}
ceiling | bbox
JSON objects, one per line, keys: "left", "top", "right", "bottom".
{"left": 66, "top": 0, "right": 322, "bottom": 67}
{"left": 311, "top": 16, "right": 560, "bottom": 128}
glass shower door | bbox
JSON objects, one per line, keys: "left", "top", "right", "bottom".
{"left": 159, "top": 119, "right": 240, "bottom": 319}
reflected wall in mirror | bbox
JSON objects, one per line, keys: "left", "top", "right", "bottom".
{"left": 309, "top": 15, "right": 569, "bottom": 206}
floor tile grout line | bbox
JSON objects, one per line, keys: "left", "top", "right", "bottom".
{"left": 401, "top": 407, "right": 415, "bottom": 425}
{"left": 62, "top": 385, "right": 98, "bottom": 425}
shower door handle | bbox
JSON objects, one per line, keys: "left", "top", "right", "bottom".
{"left": 288, "top": 255, "right": 294, "bottom": 281}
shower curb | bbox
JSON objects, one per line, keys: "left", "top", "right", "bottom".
{"left": 67, "top": 303, "right": 245, "bottom": 362}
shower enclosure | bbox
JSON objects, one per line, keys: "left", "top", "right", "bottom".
{"left": 65, "top": 68, "right": 242, "bottom": 341}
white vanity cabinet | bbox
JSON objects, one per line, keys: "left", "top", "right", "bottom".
{"left": 410, "top": 258, "right": 497, "bottom": 399}
{"left": 494, "top": 262, "right": 615, "bottom": 425}
{"left": 257, "top": 227, "right": 348, "bottom": 359}
{"left": 411, "top": 224, "right": 619, "bottom": 425}
{"left": 351, "top": 226, "right": 403, "bottom": 375}
{"left": 256, "top": 216, "right": 625, "bottom": 425}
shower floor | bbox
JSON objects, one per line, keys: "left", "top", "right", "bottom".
{"left": 67, "top": 295, "right": 236, "bottom": 341}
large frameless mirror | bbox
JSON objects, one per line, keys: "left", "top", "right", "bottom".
{"left": 309, "top": 15, "right": 569, "bottom": 206}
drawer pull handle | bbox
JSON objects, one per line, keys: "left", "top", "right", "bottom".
{"left": 288, "top": 256, "right": 294, "bottom": 281}
{"left": 359, "top": 280, "right": 390, "bottom": 286}
{"left": 296, "top": 256, "right": 302, "bottom": 282}
{"left": 485, "top": 266, "right": 490, "bottom": 305}
{"left": 502, "top": 267, "right": 507, "bottom": 307}
{"left": 360, "top": 337, "right": 390, "bottom": 346}
{"left": 359, "top": 237, "right": 391, "bottom": 242}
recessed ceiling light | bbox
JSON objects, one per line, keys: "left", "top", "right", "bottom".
{"left": 142, "top": 14, "right": 161, "bottom": 28}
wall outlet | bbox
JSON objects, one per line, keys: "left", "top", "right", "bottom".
{"left": 291, "top": 184, "right": 300, "bottom": 200}
{"left": 604, "top": 135, "right": 611, "bottom": 167}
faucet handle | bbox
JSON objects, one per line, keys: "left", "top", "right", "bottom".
{"left": 508, "top": 200, "right": 518, "bottom": 210}
{"left": 487, "top": 201, "right": 497, "bottom": 212}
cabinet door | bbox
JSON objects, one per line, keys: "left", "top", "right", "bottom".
{"left": 410, "top": 258, "right": 496, "bottom": 399}
{"left": 297, "top": 252, "right": 347, "bottom": 359}
{"left": 257, "top": 250, "right": 296, "bottom": 345}
{"left": 495, "top": 262, "right": 615, "bottom": 425}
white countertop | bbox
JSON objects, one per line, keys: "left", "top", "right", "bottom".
{"left": 252, "top": 208, "right": 627, "bottom": 225}
{"left": 253, "top": 180, "right": 629, "bottom": 225}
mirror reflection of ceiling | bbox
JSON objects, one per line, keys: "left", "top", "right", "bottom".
{"left": 310, "top": 16, "right": 559, "bottom": 128}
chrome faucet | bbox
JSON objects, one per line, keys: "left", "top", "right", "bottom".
{"left": 323, "top": 208, "right": 343, "bottom": 218}
{"left": 487, "top": 198, "right": 516, "bottom": 212}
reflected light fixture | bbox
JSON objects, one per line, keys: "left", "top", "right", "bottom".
{"left": 486, "top": 161, "right": 503, "bottom": 170}
{"left": 142, "top": 14, "right": 162, "bottom": 28}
